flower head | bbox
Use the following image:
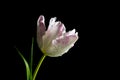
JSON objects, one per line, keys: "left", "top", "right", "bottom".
{"left": 37, "top": 15, "right": 78, "bottom": 57}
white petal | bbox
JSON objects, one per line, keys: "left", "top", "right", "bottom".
{"left": 44, "top": 33, "right": 78, "bottom": 57}
{"left": 42, "top": 18, "right": 66, "bottom": 51}
{"left": 48, "top": 17, "right": 57, "bottom": 30}
{"left": 65, "top": 29, "right": 76, "bottom": 36}
{"left": 37, "top": 15, "right": 46, "bottom": 48}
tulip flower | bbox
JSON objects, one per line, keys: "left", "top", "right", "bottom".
{"left": 16, "top": 15, "right": 79, "bottom": 80}
{"left": 37, "top": 15, "right": 78, "bottom": 57}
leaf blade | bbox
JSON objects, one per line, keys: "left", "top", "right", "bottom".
{"left": 30, "top": 37, "right": 34, "bottom": 80}
{"left": 15, "top": 47, "right": 30, "bottom": 80}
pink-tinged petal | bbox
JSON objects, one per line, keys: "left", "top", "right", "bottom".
{"left": 42, "top": 18, "right": 66, "bottom": 50}
{"left": 65, "top": 29, "right": 76, "bottom": 36}
{"left": 44, "top": 30, "right": 78, "bottom": 57}
{"left": 47, "top": 17, "right": 57, "bottom": 30}
{"left": 37, "top": 15, "right": 46, "bottom": 48}
{"left": 47, "top": 17, "right": 66, "bottom": 39}
{"left": 57, "top": 23, "right": 66, "bottom": 37}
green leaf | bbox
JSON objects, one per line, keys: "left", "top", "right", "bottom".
{"left": 15, "top": 47, "right": 30, "bottom": 80}
{"left": 30, "top": 37, "right": 34, "bottom": 80}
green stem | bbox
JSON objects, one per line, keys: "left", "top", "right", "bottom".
{"left": 33, "top": 55, "right": 46, "bottom": 80}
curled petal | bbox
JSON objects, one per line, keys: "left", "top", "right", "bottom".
{"left": 42, "top": 18, "right": 66, "bottom": 50}
{"left": 44, "top": 29, "right": 78, "bottom": 57}
{"left": 47, "top": 17, "right": 66, "bottom": 38}
{"left": 48, "top": 17, "right": 57, "bottom": 30}
{"left": 37, "top": 15, "right": 46, "bottom": 48}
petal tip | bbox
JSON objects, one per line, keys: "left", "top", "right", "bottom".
{"left": 50, "top": 17, "right": 57, "bottom": 24}
{"left": 37, "top": 15, "right": 45, "bottom": 25}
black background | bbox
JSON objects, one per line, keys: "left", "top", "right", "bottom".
{"left": 1, "top": 1, "right": 114, "bottom": 80}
